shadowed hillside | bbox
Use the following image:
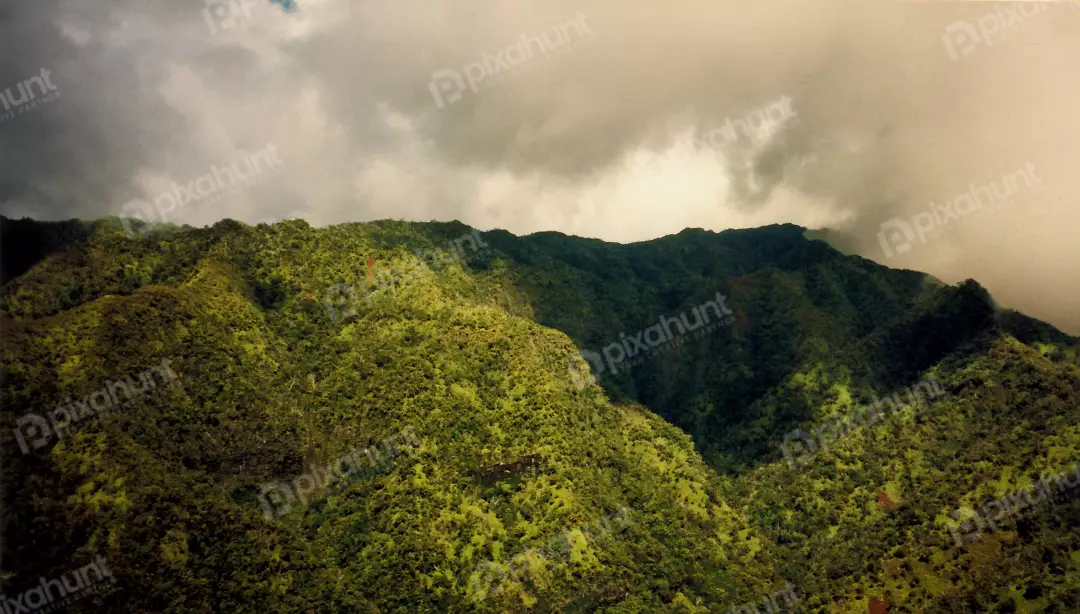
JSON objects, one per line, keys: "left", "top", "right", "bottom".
{"left": 2, "top": 216, "right": 1077, "bottom": 612}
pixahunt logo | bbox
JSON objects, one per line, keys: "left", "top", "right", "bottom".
{"left": 727, "top": 582, "right": 802, "bottom": 613}
{"left": 579, "top": 293, "right": 735, "bottom": 380}
{"left": 877, "top": 162, "right": 1041, "bottom": 259}
{"left": 256, "top": 426, "right": 418, "bottom": 520}
{"left": 119, "top": 144, "right": 284, "bottom": 238}
{"left": 429, "top": 13, "right": 593, "bottom": 109}
{"left": 692, "top": 95, "right": 795, "bottom": 149}
{"left": 779, "top": 375, "right": 946, "bottom": 470}
{"left": 0, "top": 555, "right": 112, "bottom": 614}
{"left": 948, "top": 461, "right": 1080, "bottom": 548}
{"left": 410, "top": 229, "right": 489, "bottom": 272}
{"left": 0, "top": 68, "right": 59, "bottom": 123}
{"left": 324, "top": 229, "right": 489, "bottom": 325}
{"left": 203, "top": 0, "right": 258, "bottom": 35}
{"left": 942, "top": 3, "right": 1050, "bottom": 61}
{"left": 13, "top": 358, "right": 179, "bottom": 455}
{"left": 470, "top": 506, "right": 634, "bottom": 602}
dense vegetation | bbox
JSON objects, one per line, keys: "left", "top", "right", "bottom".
{"left": 1, "top": 215, "right": 1077, "bottom": 612}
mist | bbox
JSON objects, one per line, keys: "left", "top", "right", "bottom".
{"left": 1, "top": 0, "right": 1077, "bottom": 332}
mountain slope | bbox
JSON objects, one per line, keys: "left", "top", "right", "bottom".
{"left": 1, "top": 216, "right": 1077, "bottom": 613}
{"left": 1, "top": 218, "right": 778, "bottom": 613}
{"left": 481, "top": 223, "right": 1073, "bottom": 474}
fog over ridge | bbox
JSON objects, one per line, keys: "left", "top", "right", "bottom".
{"left": 1, "top": 0, "right": 1077, "bottom": 332}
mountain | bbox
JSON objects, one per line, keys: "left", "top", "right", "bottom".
{"left": 1, "top": 215, "right": 1078, "bottom": 613}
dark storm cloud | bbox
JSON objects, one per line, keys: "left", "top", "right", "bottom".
{"left": 0, "top": 0, "right": 1077, "bottom": 332}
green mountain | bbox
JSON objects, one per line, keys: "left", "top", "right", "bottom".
{"left": 1, "top": 216, "right": 1078, "bottom": 613}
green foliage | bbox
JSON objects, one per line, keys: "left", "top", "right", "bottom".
{"left": 1, "top": 216, "right": 1077, "bottom": 612}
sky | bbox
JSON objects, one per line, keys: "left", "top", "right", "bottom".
{"left": 1, "top": 0, "right": 1078, "bottom": 333}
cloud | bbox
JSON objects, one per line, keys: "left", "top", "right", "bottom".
{"left": 1, "top": 0, "right": 1078, "bottom": 333}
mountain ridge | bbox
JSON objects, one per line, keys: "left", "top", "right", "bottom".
{"left": 1, "top": 215, "right": 1078, "bottom": 612}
